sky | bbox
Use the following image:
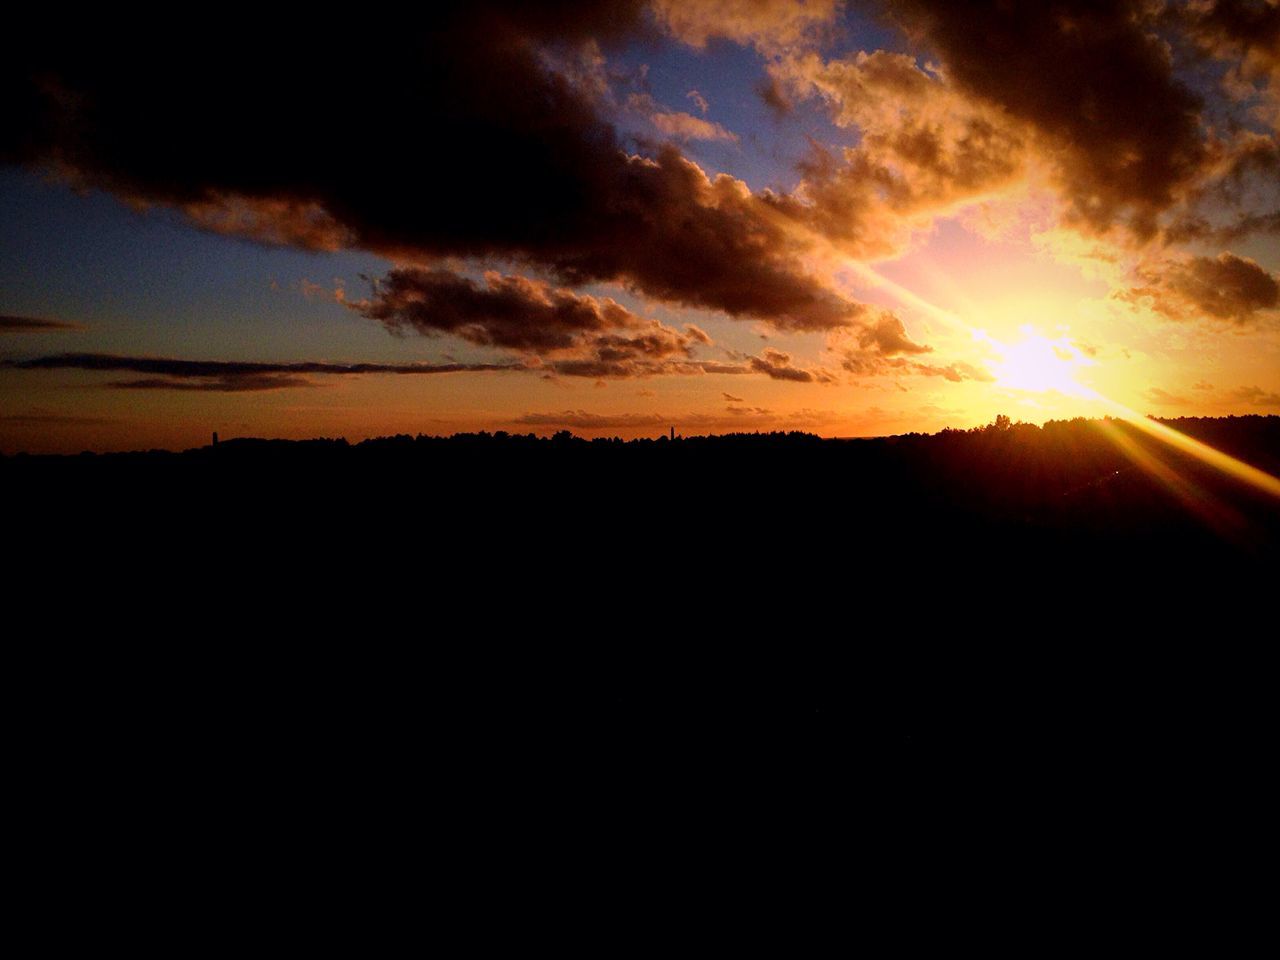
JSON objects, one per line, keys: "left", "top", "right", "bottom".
{"left": 2, "top": 0, "right": 1278, "bottom": 452}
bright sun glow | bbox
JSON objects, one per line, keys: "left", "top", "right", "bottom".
{"left": 981, "top": 325, "right": 1094, "bottom": 396}
{"left": 847, "top": 259, "right": 1280, "bottom": 503}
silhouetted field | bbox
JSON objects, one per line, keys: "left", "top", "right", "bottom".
{"left": 5, "top": 415, "right": 1277, "bottom": 767}
{"left": 9, "top": 413, "right": 1279, "bottom": 558}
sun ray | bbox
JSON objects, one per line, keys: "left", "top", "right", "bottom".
{"left": 844, "top": 258, "right": 1280, "bottom": 503}
{"left": 1090, "top": 395, "right": 1280, "bottom": 501}
{"left": 1091, "top": 418, "right": 1247, "bottom": 538}
{"left": 837, "top": 258, "right": 974, "bottom": 337}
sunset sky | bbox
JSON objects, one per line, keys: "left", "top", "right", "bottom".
{"left": 2, "top": 1, "right": 1278, "bottom": 452}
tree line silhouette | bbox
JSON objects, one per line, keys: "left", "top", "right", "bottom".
{"left": 7, "top": 413, "right": 1277, "bottom": 571}
{"left": 5, "top": 414, "right": 1275, "bottom": 790}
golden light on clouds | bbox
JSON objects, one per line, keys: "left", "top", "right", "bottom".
{"left": 2, "top": 2, "right": 1278, "bottom": 453}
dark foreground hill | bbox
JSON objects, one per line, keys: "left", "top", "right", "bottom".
{"left": 4, "top": 415, "right": 1277, "bottom": 803}
{"left": 8, "top": 412, "right": 1279, "bottom": 561}
{"left": 7, "top": 412, "right": 1278, "bottom": 636}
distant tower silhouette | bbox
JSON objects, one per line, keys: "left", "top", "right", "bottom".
{"left": 212, "top": 431, "right": 219, "bottom": 446}
{"left": 670, "top": 426, "right": 675, "bottom": 441}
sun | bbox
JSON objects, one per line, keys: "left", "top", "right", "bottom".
{"left": 984, "top": 325, "right": 1094, "bottom": 396}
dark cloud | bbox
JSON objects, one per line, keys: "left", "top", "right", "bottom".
{"left": 351, "top": 267, "right": 738, "bottom": 379}
{"left": 886, "top": 0, "right": 1208, "bottom": 237}
{"left": 350, "top": 268, "right": 838, "bottom": 383}
{"left": 856, "top": 313, "right": 932, "bottom": 356}
{"left": 541, "top": 358, "right": 751, "bottom": 380}
{"left": 748, "top": 348, "right": 834, "bottom": 383}
{"left": 2, "top": 5, "right": 861, "bottom": 331}
{"left": 757, "top": 76, "right": 794, "bottom": 116}
{"left": 5, "top": 353, "right": 522, "bottom": 391}
{"left": 698, "top": 361, "right": 756, "bottom": 375}
{"left": 355, "top": 269, "right": 665, "bottom": 353}
{"left": 6, "top": 353, "right": 521, "bottom": 378}
{"left": 1228, "top": 385, "right": 1280, "bottom": 407}
{"left": 592, "top": 328, "right": 706, "bottom": 360}
{"left": 107, "top": 376, "right": 316, "bottom": 392}
{"left": 0, "top": 314, "right": 82, "bottom": 332}
{"left": 1164, "top": 133, "right": 1280, "bottom": 244}
{"left": 722, "top": 392, "right": 744, "bottom": 402}
{"left": 826, "top": 311, "right": 986, "bottom": 381}
{"left": 6, "top": 351, "right": 768, "bottom": 388}
{"left": 1174, "top": 0, "right": 1280, "bottom": 97}
{"left": 1213, "top": 134, "right": 1280, "bottom": 204}
{"left": 1181, "top": 0, "right": 1280, "bottom": 50}
{"left": 533, "top": 144, "right": 860, "bottom": 329}
{"left": 1219, "top": 210, "right": 1280, "bottom": 241}
{"left": 1122, "top": 252, "right": 1279, "bottom": 324}
{"left": 1162, "top": 203, "right": 1280, "bottom": 247}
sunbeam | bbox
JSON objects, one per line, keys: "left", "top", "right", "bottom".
{"left": 844, "top": 258, "right": 1280, "bottom": 503}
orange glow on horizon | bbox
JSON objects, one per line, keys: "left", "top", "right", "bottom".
{"left": 846, "top": 257, "right": 1280, "bottom": 503}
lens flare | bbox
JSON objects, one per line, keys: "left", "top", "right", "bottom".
{"left": 842, "top": 258, "right": 1280, "bottom": 503}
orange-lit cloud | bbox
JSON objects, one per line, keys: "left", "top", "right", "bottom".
{"left": 1, "top": 314, "right": 83, "bottom": 332}
{"left": 651, "top": 0, "right": 842, "bottom": 51}
{"left": 179, "top": 195, "right": 351, "bottom": 251}
{"left": 769, "top": 48, "right": 1029, "bottom": 257}
{"left": 514, "top": 405, "right": 840, "bottom": 432}
{"left": 3, "top": 0, "right": 1278, "bottom": 450}
{"left": 748, "top": 348, "right": 834, "bottom": 383}
{"left": 885, "top": 0, "right": 1208, "bottom": 239}
{"left": 824, "top": 312, "right": 990, "bottom": 382}
{"left": 1175, "top": 0, "right": 1280, "bottom": 131}
{"left": 650, "top": 110, "right": 739, "bottom": 142}
{"left": 628, "top": 92, "right": 739, "bottom": 141}
{"left": 1121, "top": 252, "right": 1280, "bottom": 325}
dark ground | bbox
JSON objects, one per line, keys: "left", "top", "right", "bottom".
{"left": 4, "top": 416, "right": 1277, "bottom": 882}
{"left": 7, "top": 413, "right": 1275, "bottom": 717}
